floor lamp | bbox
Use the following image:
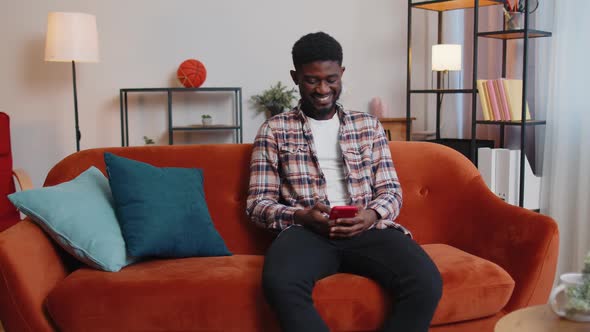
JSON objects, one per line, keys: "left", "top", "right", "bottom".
{"left": 44, "top": 12, "right": 99, "bottom": 152}
{"left": 431, "top": 44, "right": 462, "bottom": 90}
{"left": 430, "top": 44, "right": 462, "bottom": 140}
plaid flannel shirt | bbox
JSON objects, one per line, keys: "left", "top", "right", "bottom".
{"left": 246, "top": 103, "right": 408, "bottom": 235}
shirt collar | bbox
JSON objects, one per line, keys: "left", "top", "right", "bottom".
{"left": 294, "top": 101, "right": 348, "bottom": 122}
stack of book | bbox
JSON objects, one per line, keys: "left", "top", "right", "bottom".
{"left": 477, "top": 147, "right": 541, "bottom": 210}
{"left": 476, "top": 79, "right": 532, "bottom": 121}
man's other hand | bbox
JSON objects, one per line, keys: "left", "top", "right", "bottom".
{"left": 293, "top": 203, "right": 333, "bottom": 236}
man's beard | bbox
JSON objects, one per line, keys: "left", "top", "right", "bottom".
{"left": 301, "top": 94, "right": 339, "bottom": 118}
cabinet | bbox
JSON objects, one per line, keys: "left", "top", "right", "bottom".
{"left": 406, "top": 0, "right": 551, "bottom": 207}
{"left": 119, "top": 87, "right": 242, "bottom": 146}
{"left": 379, "top": 117, "right": 415, "bottom": 141}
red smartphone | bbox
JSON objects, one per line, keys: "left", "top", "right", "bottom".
{"left": 328, "top": 206, "right": 359, "bottom": 220}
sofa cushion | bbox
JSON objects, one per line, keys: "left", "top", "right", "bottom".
{"left": 46, "top": 244, "right": 514, "bottom": 331}
{"left": 7, "top": 167, "right": 135, "bottom": 272}
{"left": 104, "top": 152, "right": 231, "bottom": 258}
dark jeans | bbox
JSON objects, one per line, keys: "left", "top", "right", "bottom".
{"left": 262, "top": 226, "right": 442, "bottom": 332}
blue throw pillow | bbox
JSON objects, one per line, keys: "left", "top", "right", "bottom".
{"left": 8, "top": 167, "right": 136, "bottom": 272}
{"left": 104, "top": 152, "right": 231, "bottom": 258}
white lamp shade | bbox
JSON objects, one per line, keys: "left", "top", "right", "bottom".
{"left": 431, "top": 44, "right": 461, "bottom": 71}
{"left": 45, "top": 12, "right": 100, "bottom": 62}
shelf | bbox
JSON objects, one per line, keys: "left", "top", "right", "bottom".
{"left": 120, "top": 87, "right": 242, "bottom": 146}
{"left": 478, "top": 29, "right": 552, "bottom": 39}
{"left": 172, "top": 125, "right": 241, "bottom": 131}
{"left": 407, "top": 0, "right": 551, "bottom": 208}
{"left": 476, "top": 120, "right": 546, "bottom": 125}
{"left": 410, "top": 89, "right": 474, "bottom": 94}
{"left": 121, "top": 87, "right": 241, "bottom": 93}
{"left": 411, "top": 0, "right": 502, "bottom": 12}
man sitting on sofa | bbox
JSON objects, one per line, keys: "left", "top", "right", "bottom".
{"left": 246, "top": 31, "right": 442, "bottom": 332}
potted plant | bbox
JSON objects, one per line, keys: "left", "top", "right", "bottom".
{"left": 250, "top": 81, "right": 298, "bottom": 117}
{"left": 549, "top": 251, "right": 590, "bottom": 321}
{"left": 202, "top": 114, "right": 212, "bottom": 126}
{"left": 143, "top": 136, "right": 155, "bottom": 145}
{"left": 564, "top": 252, "right": 590, "bottom": 318}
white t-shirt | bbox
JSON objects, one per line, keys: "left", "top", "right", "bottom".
{"left": 306, "top": 115, "right": 350, "bottom": 206}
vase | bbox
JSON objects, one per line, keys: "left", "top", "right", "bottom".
{"left": 504, "top": 11, "right": 524, "bottom": 30}
{"left": 268, "top": 106, "right": 284, "bottom": 118}
{"left": 202, "top": 118, "right": 212, "bottom": 126}
{"left": 549, "top": 273, "right": 590, "bottom": 322}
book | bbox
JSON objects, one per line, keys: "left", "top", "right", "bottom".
{"left": 512, "top": 150, "right": 541, "bottom": 210}
{"left": 491, "top": 80, "right": 505, "bottom": 120}
{"left": 494, "top": 149, "right": 519, "bottom": 204}
{"left": 495, "top": 79, "right": 512, "bottom": 121}
{"left": 486, "top": 80, "right": 502, "bottom": 121}
{"left": 490, "top": 148, "right": 541, "bottom": 209}
{"left": 477, "top": 147, "right": 496, "bottom": 192}
{"left": 502, "top": 79, "right": 532, "bottom": 121}
{"left": 476, "top": 80, "right": 492, "bottom": 121}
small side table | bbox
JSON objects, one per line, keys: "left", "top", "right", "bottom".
{"left": 495, "top": 305, "right": 590, "bottom": 332}
{"left": 379, "top": 117, "right": 415, "bottom": 141}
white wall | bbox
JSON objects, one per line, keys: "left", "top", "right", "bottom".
{"left": 0, "top": 0, "right": 412, "bottom": 187}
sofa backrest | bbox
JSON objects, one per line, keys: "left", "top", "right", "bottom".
{"left": 44, "top": 144, "right": 275, "bottom": 255}
{"left": 389, "top": 141, "right": 482, "bottom": 245}
{"left": 44, "top": 141, "right": 483, "bottom": 254}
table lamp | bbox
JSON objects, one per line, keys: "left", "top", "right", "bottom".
{"left": 431, "top": 44, "right": 462, "bottom": 89}
{"left": 44, "top": 12, "right": 100, "bottom": 151}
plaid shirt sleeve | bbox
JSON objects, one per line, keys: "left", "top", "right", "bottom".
{"left": 246, "top": 121, "right": 302, "bottom": 231}
{"left": 366, "top": 120, "right": 403, "bottom": 221}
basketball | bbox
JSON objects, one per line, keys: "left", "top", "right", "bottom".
{"left": 177, "top": 59, "right": 207, "bottom": 88}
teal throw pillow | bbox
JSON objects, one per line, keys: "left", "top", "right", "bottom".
{"left": 8, "top": 167, "right": 136, "bottom": 272}
{"left": 103, "top": 152, "right": 231, "bottom": 258}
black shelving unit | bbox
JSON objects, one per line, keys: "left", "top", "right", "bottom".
{"left": 119, "top": 87, "right": 242, "bottom": 146}
{"left": 406, "top": 0, "right": 551, "bottom": 207}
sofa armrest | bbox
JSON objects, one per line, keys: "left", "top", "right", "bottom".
{"left": 12, "top": 168, "right": 33, "bottom": 191}
{"left": 442, "top": 176, "right": 559, "bottom": 312}
{"left": 0, "top": 220, "right": 67, "bottom": 332}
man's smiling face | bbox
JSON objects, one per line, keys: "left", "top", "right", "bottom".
{"left": 291, "top": 60, "right": 345, "bottom": 120}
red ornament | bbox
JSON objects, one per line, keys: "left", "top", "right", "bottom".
{"left": 177, "top": 59, "right": 207, "bottom": 88}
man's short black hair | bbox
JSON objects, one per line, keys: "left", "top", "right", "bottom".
{"left": 292, "top": 32, "right": 343, "bottom": 68}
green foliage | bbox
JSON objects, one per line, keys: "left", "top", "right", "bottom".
{"left": 250, "top": 82, "right": 298, "bottom": 117}
{"left": 202, "top": 114, "right": 212, "bottom": 119}
{"left": 583, "top": 252, "right": 590, "bottom": 275}
{"left": 565, "top": 252, "right": 590, "bottom": 315}
{"left": 565, "top": 281, "right": 590, "bottom": 315}
{"left": 143, "top": 136, "right": 155, "bottom": 145}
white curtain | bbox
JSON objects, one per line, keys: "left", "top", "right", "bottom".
{"left": 538, "top": 0, "right": 590, "bottom": 276}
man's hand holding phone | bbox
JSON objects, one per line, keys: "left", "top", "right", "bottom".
{"left": 328, "top": 206, "right": 378, "bottom": 239}
{"left": 294, "top": 204, "right": 378, "bottom": 238}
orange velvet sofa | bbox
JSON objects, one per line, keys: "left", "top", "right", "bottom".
{"left": 0, "top": 142, "right": 558, "bottom": 332}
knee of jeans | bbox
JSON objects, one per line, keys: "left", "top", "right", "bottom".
{"left": 262, "top": 269, "right": 304, "bottom": 295}
{"left": 416, "top": 265, "right": 443, "bottom": 304}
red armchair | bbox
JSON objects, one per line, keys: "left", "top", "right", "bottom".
{"left": 0, "top": 112, "right": 32, "bottom": 231}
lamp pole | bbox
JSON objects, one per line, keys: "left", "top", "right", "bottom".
{"left": 72, "top": 60, "right": 80, "bottom": 151}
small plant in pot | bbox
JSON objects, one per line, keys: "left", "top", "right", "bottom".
{"left": 143, "top": 136, "right": 155, "bottom": 145}
{"left": 202, "top": 114, "right": 212, "bottom": 126}
{"left": 564, "top": 252, "right": 590, "bottom": 318}
{"left": 251, "top": 81, "right": 298, "bottom": 118}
